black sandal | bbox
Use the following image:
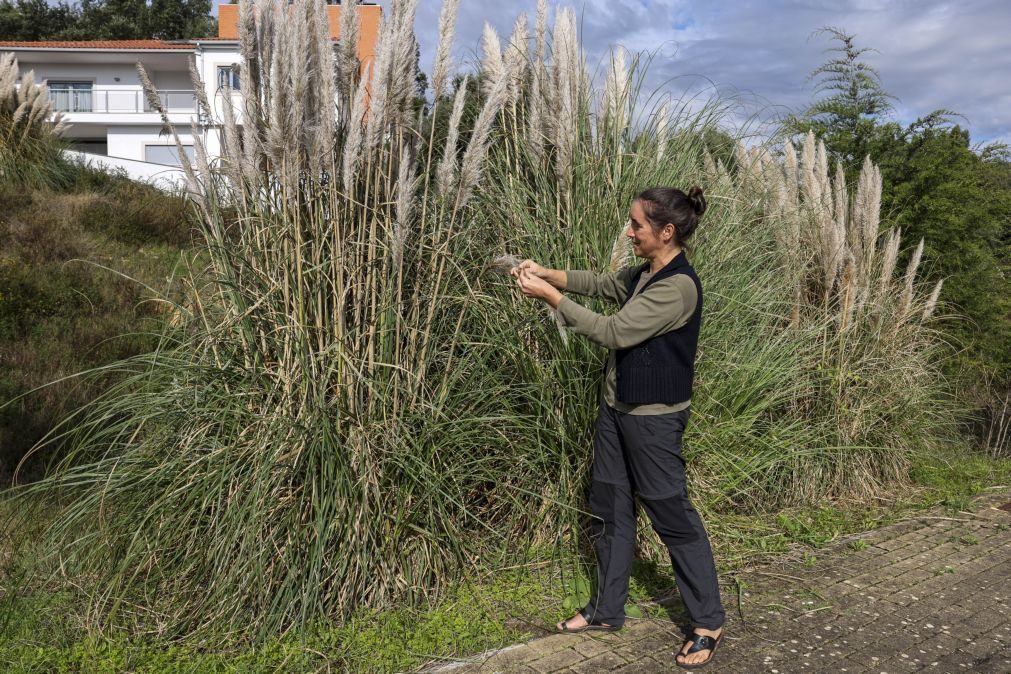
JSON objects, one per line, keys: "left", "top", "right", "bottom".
{"left": 555, "top": 609, "right": 621, "bottom": 634}
{"left": 675, "top": 630, "right": 723, "bottom": 668}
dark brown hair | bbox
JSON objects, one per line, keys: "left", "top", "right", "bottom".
{"left": 634, "top": 186, "right": 706, "bottom": 250}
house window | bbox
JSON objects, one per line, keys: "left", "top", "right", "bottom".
{"left": 48, "top": 81, "right": 93, "bottom": 112}
{"left": 217, "top": 66, "right": 240, "bottom": 91}
{"left": 144, "top": 144, "right": 196, "bottom": 167}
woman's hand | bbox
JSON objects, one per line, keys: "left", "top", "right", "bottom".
{"left": 515, "top": 269, "right": 563, "bottom": 308}
{"left": 510, "top": 259, "right": 547, "bottom": 280}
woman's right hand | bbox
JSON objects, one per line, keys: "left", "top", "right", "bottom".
{"left": 511, "top": 259, "right": 547, "bottom": 280}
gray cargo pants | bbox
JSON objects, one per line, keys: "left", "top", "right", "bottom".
{"left": 581, "top": 400, "right": 725, "bottom": 630}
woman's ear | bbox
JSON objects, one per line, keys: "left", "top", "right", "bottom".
{"left": 665, "top": 223, "right": 677, "bottom": 243}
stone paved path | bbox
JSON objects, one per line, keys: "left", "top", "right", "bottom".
{"left": 434, "top": 490, "right": 1011, "bottom": 674}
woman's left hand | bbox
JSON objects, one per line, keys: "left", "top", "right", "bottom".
{"left": 516, "top": 269, "right": 563, "bottom": 307}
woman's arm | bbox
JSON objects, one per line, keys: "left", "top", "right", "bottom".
{"left": 555, "top": 275, "right": 697, "bottom": 350}
{"left": 565, "top": 268, "right": 635, "bottom": 304}
{"left": 513, "top": 260, "right": 635, "bottom": 304}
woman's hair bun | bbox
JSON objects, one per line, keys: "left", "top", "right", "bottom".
{"left": 687, "top": 185, "right": 706, "bottom": 217}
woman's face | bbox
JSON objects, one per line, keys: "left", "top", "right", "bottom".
{"left": 626, "top": 200, "right": 674, "bottom": 259}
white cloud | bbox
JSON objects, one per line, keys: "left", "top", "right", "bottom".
{"left": 364, "top": 0, "right": 1008, "bottom": 143}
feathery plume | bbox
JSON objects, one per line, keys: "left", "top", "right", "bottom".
{"left": 219, "top": 89, "right": 243, "bottom": 189}
{"left": 655, "top": 101, "right": 669, "bottom": 161}
{"left": 435, "top": 75, "right": 469, "bottom": 196}
{"left": 364, "top": 3, "right": 396, "bottom": 150}
{"left": 456, "top": 69, "right": 509, "bottom": 207}
{"left": 188, "top": 56, "right": 212, "bottom": 118}
{"left": 238, "top": 0, "right": 264, "bottom": 189}
{"left": 783, "top": 140, "right": 799, "bottom": 208}
{"left": 481, "top": 23, "right": 505, "bottom": 97}
{"left": 503, "top": 13, "right": 529, "bottom": 106}
{"left": 609, "top": 221, "right": 632, "bottom": 272}
{"left": 487, "top": 254, "right": 522, "bottom": 275}
{"left": 877, "top": 227, "right": 901, "bottom": 302}
{"left": 922, "top": 279, "right": 943, "bottom": 320}
{"left": 550, "top": 8, "right": 580, "bottom": 184}
{"left": 431, "top": 0, "right": 459, "bottom": 101}
{"left": 310, "top": 0, "right": 337, "bottom": 170}
{"left": 342, "top": 65, "right": 370, "bottom": 194}
{"left": 388, "top": 0, "right": 419, "bottom": 128}
{"left": 393, "top": 144, "right": 417, "bottom": 265}
{"left": 525, "top": 0, "right": 549, "bottom": 160}
{"left": 601, "top": 45, "right": 627, "bottom": 133}
{"left": 899, "top": 237, "right": 925, "bottom": 315}
{"left": 337, "top": 0, "right": 360, "bottom": 103}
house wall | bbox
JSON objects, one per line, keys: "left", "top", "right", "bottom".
{"left": 65, "top": 150, "right": 188, "bottom": 190}
{"left": 107, "top": 126, "right": 195, "bottom": 163}
{"left": 217, "top": 3, "right": 382, "bottom": 65}
{"left": 25, "top": 61, "right": 195, "bottom": 113}
{"left": 194, "top": 47, "right": 243, "bottom": 124}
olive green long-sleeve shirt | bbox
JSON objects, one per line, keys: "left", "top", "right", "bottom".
{"left": 557, "top": 267, "right": 698, "bottom": 415}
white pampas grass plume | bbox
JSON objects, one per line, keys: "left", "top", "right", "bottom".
{"left": 188, "top": 56, "right": 212, "bottom": 118}
{"left": 481, "top": 23, "right": 505, "bottom": 97}
{"left": 431, "top": 0, "right": 459, "bottom": 101}
{"left": 922, "top": 278, "right": 943, "bottom": 320}
{"left": 899, "top": 237, "right": 925, "bottom": 315}
{"left": 601, "top": 45, "right": 627, "bottom": 132}
{"left": 609, "top": 221, "right": 632, "bottom": 272}
{"left": 783, "top": 139, "right": 799, "bottom": 208}
{"left": 525, "top": 0, "right": 549, "bottom": 161}
{"left": 337, "top": 0, "right": 360, "bottom": 101}
{"left": 342, "top": 64, "right": 370, "bottom": 193}
{"left": 550, "top": 7, "right": 580, "bottom": 183}
{"left": 877, "top": 227, "right": 901, "bottom": 302}
{"left": 393, "top": 144, "right": 417, "bottom": 265}
{"left": 456, "top": 70, "right": 508, "bottom": 206}
{"left": 487, "top": 254, "right": 522, "bottom": 275}
{"left": 656, "top": 101, "right": 669, "bottom": 161}
{"left": 435, "top": 75, "right": 469, "bottom": 196}
{"left": 801, "top": 130, "right": 821, "bottom": 206}
{"left": 503, "top": 13, "right": 529, "bottom": 106}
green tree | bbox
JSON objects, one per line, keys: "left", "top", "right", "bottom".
{"left": 786, "top": 27, "right": 899, "bottom": 169}
{"left": 868, "top": 122, "right": 1011, "bottom": 372}
{"left": 0, "top": 0, "right": 74, "bottom": 40}
{"left": 0, "top": 0, "right": 215, "bottom": 41}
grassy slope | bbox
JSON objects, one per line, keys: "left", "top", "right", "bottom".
{"left": 2, "top": 446, "right": 1007, "bottom": 673}
{"left": 0, "top": 166, "right": 192, "bottom": 483}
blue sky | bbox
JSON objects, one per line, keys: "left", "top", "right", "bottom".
{"left": 218, "top": 0, "right": 1011, "bottom": 146}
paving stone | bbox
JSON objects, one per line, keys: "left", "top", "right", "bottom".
{"left": 527, "top": 648, "right": 583, "bottom": 673}
{"left": 567, "top": 650, "right": 628, "bottom": 673}
{"left": 570, "top": 638, "right": 614, "bottom": 659}
{"left": 433, "top": 489, "right": 1011, "bottom": 674}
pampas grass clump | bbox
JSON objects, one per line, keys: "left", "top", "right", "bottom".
{"left": 0, "top": 54, "right": 71, "bottom": 187}
{"left": 11, "top": 0, "right": 958, "bottom": 645}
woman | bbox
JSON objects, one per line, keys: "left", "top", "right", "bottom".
{"left": 511, "top": 186, "right": 725, "bottom": 669}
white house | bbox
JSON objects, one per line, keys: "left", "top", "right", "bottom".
{"left": 1, "top": 2, "right": 381, "bottom": 185}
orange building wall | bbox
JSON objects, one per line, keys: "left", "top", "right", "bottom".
{"left": 217, "top": 3, "right": 382, "bottom": 65}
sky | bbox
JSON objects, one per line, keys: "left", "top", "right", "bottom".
{"left": 218, "top": 0, "right": 1011, "bottom": 146}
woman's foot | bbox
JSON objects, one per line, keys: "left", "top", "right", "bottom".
{"left": 555, "top": 611, "right": 619, "bottom": 633}
{"left": 556, "top": 612, "right": 589, "bottom": 632}
{"left": 675, "top": 626, "right": 723, "bottom": 667}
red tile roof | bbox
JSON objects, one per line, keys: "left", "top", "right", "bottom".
{"left": 0, "top": 40, "right": 193, "bottom": 50}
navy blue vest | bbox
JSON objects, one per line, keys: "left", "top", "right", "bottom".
{"left": 614, "top": 251, "right": 702, "bottom": 405}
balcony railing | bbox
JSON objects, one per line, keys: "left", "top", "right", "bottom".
{"left": 48, "top": 88, "right": 198, "bottom": 114}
